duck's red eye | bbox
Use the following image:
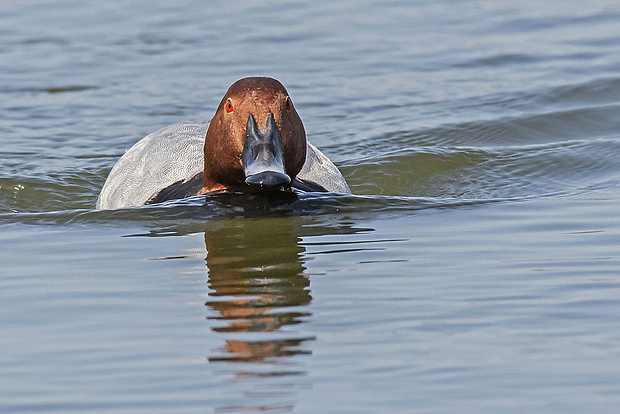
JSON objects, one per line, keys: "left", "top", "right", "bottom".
{"left": 225, "top": 99, "right": 234, "bottom": 113}
{"left": 285, "top": 97, "right": 292, "bottom": 111}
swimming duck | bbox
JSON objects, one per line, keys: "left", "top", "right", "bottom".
{"left": 96, "top": 77, "right": 350, "bottom": 209}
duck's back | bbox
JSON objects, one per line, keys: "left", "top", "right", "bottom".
{"left": 297, "top": 143, "right": 350, "bottom": 194}
{"left": 97, "top": 123, "right": 206, "bottom": 210}
{"left": 97, "top": 123, "right": 350, "bottom": 210}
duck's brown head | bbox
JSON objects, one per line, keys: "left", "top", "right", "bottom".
{"left": 200, "top": 77, "right": 307, "bottom": 193}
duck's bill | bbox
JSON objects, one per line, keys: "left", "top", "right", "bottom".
{"left": 242, "top": 113, "right": 291, "bottom": 189}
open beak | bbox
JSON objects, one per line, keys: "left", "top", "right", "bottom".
{"left": 242, "top": 113, "right": 291, "bottom": 189}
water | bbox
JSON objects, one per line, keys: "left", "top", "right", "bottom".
{"left": 2, "top": 0, "right": 620, "bottom": 412}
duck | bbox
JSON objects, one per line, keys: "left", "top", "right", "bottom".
{"left": 96, "top": 77, "right": 350, "bottom": 209}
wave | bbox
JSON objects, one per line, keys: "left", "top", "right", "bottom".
{"left": 339, "top": 96, "right": 620, "bottom": 199}
{"left": 2, "top": 75, "right": 620, "bottom": 226}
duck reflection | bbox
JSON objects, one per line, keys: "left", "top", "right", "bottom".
{"left": 204, "top": 218, "right": 314, "bottom": 365}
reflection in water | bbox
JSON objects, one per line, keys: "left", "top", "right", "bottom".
{"left": 203, "top": 218, "right": 313, "bottom": 412}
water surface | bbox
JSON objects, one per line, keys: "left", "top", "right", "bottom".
{"left": 2, "top": 1, "right": 620, "bottom": 412}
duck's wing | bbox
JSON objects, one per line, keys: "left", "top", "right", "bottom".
{"left": 96, "top": 122, "right": 207, "bottom": 209}
{"left": 294, "top": 142, "right": 350, "bottom": 194}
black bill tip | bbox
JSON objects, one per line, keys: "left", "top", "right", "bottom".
{"left": 245, "top": 171, "right": 291, "bottom": 188}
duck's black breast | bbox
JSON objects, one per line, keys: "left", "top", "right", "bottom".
{"left": 146, "top": 172, "right": 204, "bottom": 205}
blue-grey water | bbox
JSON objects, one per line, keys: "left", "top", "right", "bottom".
{"left": 2, "top": 1, "right": 620, "bottom": 413}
